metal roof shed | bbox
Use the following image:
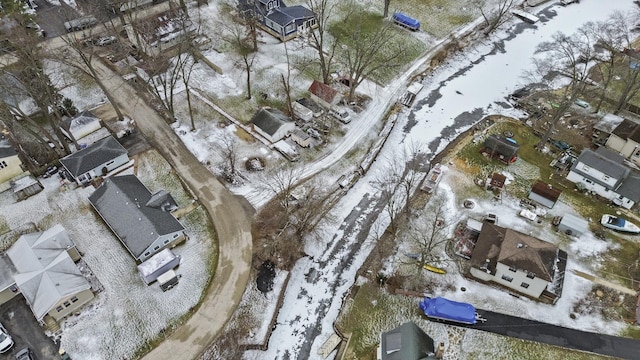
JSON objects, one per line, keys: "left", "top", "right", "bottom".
{"left": 558, "top": 213, "right": 589, "bottom": 237}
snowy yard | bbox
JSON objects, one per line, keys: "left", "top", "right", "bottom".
{"left": 0, "top": 150, "right": 215, "bottom": 360}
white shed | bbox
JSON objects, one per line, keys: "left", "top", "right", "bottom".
{"left": 557, "top": 213, "right": 589, "bottom": 237}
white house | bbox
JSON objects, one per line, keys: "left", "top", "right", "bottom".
{"left": 0, "top": 136, "right": 25, "bottom": 193}
{"left": 567, "top": 147, "right": 640, "bottom": 209}
{"left": 59, "top": 136, "right": 130, "bottom": 185}
{"left": 604, "top": 118, "right": 640, "bottom": 167}
{"left": 250, "top": 108, "right": 296, "bottom": 143}
{"left": 470, "top": 222, "right": 567, "bottom": 304}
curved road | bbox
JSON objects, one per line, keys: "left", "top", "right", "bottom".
{"left": 89, "top": 59, "right": 253, "bottom": 359}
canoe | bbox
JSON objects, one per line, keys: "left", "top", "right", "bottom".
{"left": 423, "top": 264, "right": 447, "bottom": 274}
{"left": 601, "top": 214, "right": 640, "bottom": 234}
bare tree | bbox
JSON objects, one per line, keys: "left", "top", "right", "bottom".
{"left": 372, "top": 161, "right": 403, "bottom": 235}
{"left": 383, "top": 0, "right": 392, "bottom": 18}
{"left": 472, "top": 0, "right": 515, "bottom": 35}
{"left": 218, "top": 132, "right": 239, "bottom": 182}
{"left": 306, "top": 0, "right": 339, "bottom": 84}
{"left": 406, "top": 195, "right": 451, "bottom": 270}
{"left": 256, "top": 164, "right": 303, "bottom": 215}
{"left": 528, "top": 29, "right": 597, "bottom": 151}
{"left": 333, "top": 8, "right": 409, "bottom": 101}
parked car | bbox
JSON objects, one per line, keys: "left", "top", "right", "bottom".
{"left": 95, "top": 36, "right": 117, "bottom": 46}
{"left": 15, "top": 348, "right": 34, "bottom": 360}
{"left": 574, "top": 99, "right": 589, "bottom": 108}
{"left": 0, "top": 323, "right": 13, "bottom": 353}
{"left": 43, "top": 165, "right": 59, "bottom": 178}
{"left": 64, "top": 16, "right": 98, "bottom": 32}
{"left": 330, "top": 106, "right": 351, "bottom": 124}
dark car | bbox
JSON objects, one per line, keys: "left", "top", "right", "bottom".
{"left": 43, "top": 166, "right": 59, "bottom": 178}
{"left": 15, "top": 348, "right": 34, "bottom": 360}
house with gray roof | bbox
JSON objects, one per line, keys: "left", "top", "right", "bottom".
{"left": 567, "top": 147, "right": 640, "bottom": 209}
{"left": 3, "top": 224, "right": 93, "bottom": 324}
{"left": 250, "top": 107, "right": 296, "bottom": 143}
{"left": 377, "top": 321, "right": 437, "bottom": 360}
{"left": 238, "top": 0, "right": 317, "bottom": 42}
{"left": 61, "top": 110, "right": 104, "bottom": 143}
{"left": 605, "top": 117, "right": 640, "bottom": 166}
{"left": 60, "top": 135, "right": 129, "bottom": 185}
{"left": 470, "top": 222, "right": 567, "bottom": 304}
{"left": 482, "top": 135, "right": 519, "bottom": 164}
{"left": 89, "top": 175, "right": 186, "bottom": 263}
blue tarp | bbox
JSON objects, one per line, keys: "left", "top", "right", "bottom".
{"left": 393, "top": 12, "right": 420, "bottom": 30}
{"left": 419, "top": 297, "right": 477, "bottom": 324}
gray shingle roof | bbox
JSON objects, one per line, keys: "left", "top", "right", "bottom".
{"left": 251, "top": 108, "right": 292, "bottom": 136}
{"left": 60, "top": 136, "right": 127, "bottom": 177}
{"left": 380, "top": 321, "right": 436, "bottom": 360}
{"left": 0, "top": 137, "right": 17, "bottom": 159}
{"left": 617, "top": 172, "right": 640, "bottom": 203}
{"left": 6, "top": 224, "right": 90, "bottom": 321}
{"left": 483, "top": 135, "right": 519, "bottom": 159}
{"left": 571, "top": 148, "right": 628, "bottom": 186}
{"left": 88, "top": 175, "right": 184, "bottom": 259}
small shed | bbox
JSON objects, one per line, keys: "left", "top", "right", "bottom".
{"left": 482, "top": 135, "right": 519, "bottom": 164}
{"left": 137, "top": 248, "right": 181, "bottom": 285}
{"left": 11, "top": 175, "right": 43, "bottom": 201}
{"left": 290, "top": 129, "right": 311, "bottom": 148}
{"left": 557, "top": 213, "right": 589, "bottom": 237}
{"left": 487, "top": 172, "right": 507, "bottom": 191}
{"left": 528, "top": 180, "right": 562, "bottom": 208}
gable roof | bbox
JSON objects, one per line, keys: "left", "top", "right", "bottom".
{"left": 60, "top": 136, "right": 127, "bottom": 177}
{"left": 530, "top": 180, "right": 562, "bottom": 202}
{"left": 489, "top": 173, "right": 507, "bottom": 188}
{"left": 617, "top": 172, "right": 640, "bottom": 203}
{"left": 88, "top": 175, "right": 184, "bottom": 259}
{"left": 572, "top": 148, "right": 628, "bottom": 182}
{"left": 308, "top": 80, "right": 339, "bottom": 104}
{"left": 6, "top": 224, "right": 90, "bottom": 321}
{"left": 471, "top": 223, "right": 558, "bottom": 282}
{"left": 62, "top": 110, "right": 100, "bottom": 138}
{"left": 483, "top": 135, "right": 519, "bottom": 158}
{"left": 380, "top": 321, "right": 436, "bottom": 360}
{"left": 251, "top": 108, "right": 292, "bottom": 136}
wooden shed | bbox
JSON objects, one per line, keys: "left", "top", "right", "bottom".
{"left": 528, "top": 180, "right": 562, "bottom": 208}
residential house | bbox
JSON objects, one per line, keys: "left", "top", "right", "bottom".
{"left": 124, "top": 9, "right": 194, "bottom": 57}
{"left": 250, "top": 108, "right": 296, "bottom": 143}
{"left": 59, "top": 136, "right": 130, "bottom": 185}
{"left": 377, "top": 321, "right": 438, "bottom": 360}
{"left": 238, "top": 0, "right": 317, "bottom": 42}
{"left": 592, "top": 113, "right": 624, "bottom": 146}
{"left": 0, "top": 136, "right": 25, "bottom": 192}
{"left": 604, "top": 118, "right": 640, "bottom": 166}
{"left": 61, "top": 110, "right": 109, "bottom": 147}
{"left": 308, "top": 80, "right": 341, "bottom": 109}
{"left": 3, "top": 224, "right": 93, "bottom": 323}
{"left": 470, "top": 222, "right": 567, "bottom": 303}
{"left": 567, "top": 147, "right": 640, "bottom": 209}
{"left": 528, "top": 180, "right": 562, "bottom": 208}
{"left": 0, "top": 73, "right": 39, "bottom": 118}
{"left": 481, "top": 135, "right": 519, "bottom": 164}
{"left": 89, "top": 175, "right": 186, "bottom": 263}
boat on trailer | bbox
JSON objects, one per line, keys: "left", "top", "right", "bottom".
{"left": 601, "top": 214, "right": 640, "bottom": 234}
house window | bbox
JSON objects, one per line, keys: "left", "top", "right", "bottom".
{"left": 521, "top": 282, "right": 530, "bottom": 289}
{"left": 582, "top": 165, "right": 590, "bottom": 173}
{"left": 584, "top": 179, "right": 593, "bottom": 185}
{"left": 508, "top": 267, "right": 517, "bottom": 272}
{"left": 603, "top": 175, "right": 610, "bottom": 181}
{"left": 0, "top": 160, "right": 7, "bottom": 169}
{"left": 56, "top": 306, "right": 64, "bottom": 312}
{"left": 106, "top": 161, "right": 114, "bottom": 166}
{"left": 173, "top": 234, "right": 179, "bottom": 239}
{"left": 164, "top": 239, "right": 170, "bottom": 244}
{"left": 144, "top": 252, "right": 150, "bottom": 257}
{"left": 63, "top": 301, "right": 71, "bottom": 307}
{"left": 71, "top": 296, "right": 78, "bottom": 303}
{"left": 634, "top": 148, "right": 640, "bottom": 158}
{"left": 526, "top": 273, "right": 535, "bottom": 279}
{"left": 501, "top": 275, "right": 513, "bottom": 282}
{"left": 284, "top": 24, "right": 295, "bottom": 34}
{"left": 154, "top": 246, "right": 160, "bottom": 251}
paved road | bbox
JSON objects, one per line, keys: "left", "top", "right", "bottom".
{"left": 472, "top": 310, "right": 640, "bottom": 359}
{"left": 87, "top": 55, "right": 253, "bottom": 360}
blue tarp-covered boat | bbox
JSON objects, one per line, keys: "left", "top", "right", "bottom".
{"left": 419, "top": 297, "right": 478, "bottom": 325}
{"left": 392, "top": 12, "right": 420, "bottom": 31}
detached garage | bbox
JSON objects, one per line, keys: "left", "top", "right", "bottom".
{"left": 557, "top": 213, "right": 589, "bottom": 237}
{"left": 529, "top": 180, "right": 562, "bottom": 208}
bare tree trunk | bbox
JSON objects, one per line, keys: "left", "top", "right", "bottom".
{"left": 244, "top": 57, "right": 252, "bottom": 100}
{"left": 383, "top": 0, "right": 391, "bottom": 18}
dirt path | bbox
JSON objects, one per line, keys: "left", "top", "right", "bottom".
{"left": 89, "top": 58, "right": 253, "bottom": 360}
{"left": 571, "top": 270, "right": 637, "bottom": 296}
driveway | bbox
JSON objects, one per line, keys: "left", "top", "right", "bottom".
{"left": 472, "top": 309, "right": 640, "bottom": 359}
{"left": 87, "top": 56, "right": 253, "bottom": 359}
{"left": 0, "top": 296, "right": 59, "bottom": 360}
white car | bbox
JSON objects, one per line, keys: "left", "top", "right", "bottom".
{"left": 0, "top": 323, "right": 13, "bottom": 353}
{"left": 95, "top": 36, "right": 117, "bottom": 46}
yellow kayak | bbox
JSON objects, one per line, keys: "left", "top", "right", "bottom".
{"left": 423, "top": 264, "right": 447, "bottom": 274}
